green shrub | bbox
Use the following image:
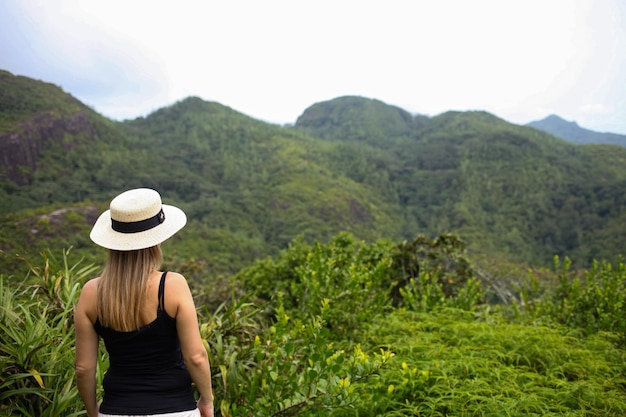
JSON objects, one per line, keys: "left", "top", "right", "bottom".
{"left": 200, "top": 292, "right": 394, "bottom": 417}
{"left": 0, "top": 249, "right": 100, "bottom": 416}
{"left": 515, "top": 256, "right": 626, "bottom": 344}
{"left": 400, "top": 272, "right": 484, "bottom": 312}
{"left": 551, "top": 257, "right": 626, "bottom": 338}
{"left": 239, "top": 233, "right": 397, "bottom": 340}
{"left": 2, "top": 241, "right": 625, "bottom": 417}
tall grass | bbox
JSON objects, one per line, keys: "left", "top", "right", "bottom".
{"left": 0, "top": 249, "right": 99, "bottom": 416}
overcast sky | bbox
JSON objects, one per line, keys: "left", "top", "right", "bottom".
{"left": 1, "top": 0, "right": 625, "bottom": 134}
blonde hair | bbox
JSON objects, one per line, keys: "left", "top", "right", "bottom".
{"left": 97, "top": 245, "right": 163, "bottom": 332}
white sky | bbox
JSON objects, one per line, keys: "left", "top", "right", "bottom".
{"left": 1, "top": 0, "right": 625, "bottom": 134}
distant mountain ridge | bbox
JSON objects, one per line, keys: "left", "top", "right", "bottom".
{"left": 527, "top": 115, "right": 626, "bottom": 147}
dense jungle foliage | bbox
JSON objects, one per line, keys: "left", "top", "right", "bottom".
{"left": 1, "top": 235, "right": 625, "bottom": 416}
{"left": 1, "top": 70, "right": 625, "bottom": 415}
{"left": 1, "top": 69, "right": 626, "bottom": 280}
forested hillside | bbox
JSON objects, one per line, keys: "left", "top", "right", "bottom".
{"left": 296, "top": 98, "right": 626, "bottom": 265}
{"left": 0, "top": 71, "right": 401, "bottom": 277}
{"left": 1, "top": 70, "right": 625, "bottom": 280}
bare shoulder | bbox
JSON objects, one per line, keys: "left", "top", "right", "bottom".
{"left": 79, "top": 277, "right": 100, "bottom": 298}
{"left": 76, "top": 278, "right": 100, "bottom": 322}
{"left": 164, "top": 271, "right": 190, "bottom": 290}
{"left": 163, "top": 271, "right": 193, "bottom": 317}
{"left": 165, "top": 271, "right": 191, "bottom": 303}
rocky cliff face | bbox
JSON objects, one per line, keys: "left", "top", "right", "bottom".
{"left": 0, "top": 112, "right": 95, "bottom": 185}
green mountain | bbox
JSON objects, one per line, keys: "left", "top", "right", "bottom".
{"left": 0, "top": 71, "right": 401, "bottom": 277}
{"left": 295, "top": 99, "right": 626, "bottom": 265}
{"left": 295, "top": 95, "right": 427, "bottom": 143}
{"left": 0, "top": 70, "right": 146, "bottom": 210}
{"left": 527, "top": 114, "right": 626, "bottom": 147}
{"left": 1, "top": 71, "right": 625, "bottom": 280}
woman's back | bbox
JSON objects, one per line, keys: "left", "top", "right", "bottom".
{"left": 75, "top": 188, "right": 214, "bottom": 417}
{"left": 94, "top": 272, "right": 197, "bottom": 415}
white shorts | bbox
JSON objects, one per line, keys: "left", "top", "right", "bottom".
{"left": 99, "top": 409, "right": 200, "bottom": 417}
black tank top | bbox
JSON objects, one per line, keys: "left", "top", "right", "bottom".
{"left": 94, "top": 272, "right": 197, "bottom": 414}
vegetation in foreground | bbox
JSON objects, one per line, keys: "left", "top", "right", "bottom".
{"left": 1, "top": 233, "right": 625, "bottom": 416}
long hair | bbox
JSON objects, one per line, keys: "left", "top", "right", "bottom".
{"left": 97, "top": 245, "right": 163, "bottom": 332}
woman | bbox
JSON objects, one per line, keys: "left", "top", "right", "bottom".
{"left": 75, "top": 188, "right": 214, "bottom": 417}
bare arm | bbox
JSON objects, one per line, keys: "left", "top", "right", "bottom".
{"left": 169, "top": 272, "right": 215, "bottom": 417}
{"left": 74, "top": 279, "right": 100, "bottom": 417}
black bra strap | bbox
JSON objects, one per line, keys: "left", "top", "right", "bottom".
{"left": 157, "top": 271, "right": 167, "bottom": 312}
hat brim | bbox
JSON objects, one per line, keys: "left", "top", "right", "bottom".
{"left": 90, "top": 204, "right": 187, "bottom": 251}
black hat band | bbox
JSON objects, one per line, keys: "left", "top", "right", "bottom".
{"left": 111, "top": 209, "right": 165, "bottom": 234}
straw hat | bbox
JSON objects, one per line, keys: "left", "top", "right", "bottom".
{"left": 90, "top": 188, "right": 187, "bottom": 251}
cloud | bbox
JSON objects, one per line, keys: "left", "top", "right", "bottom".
{"left": 580, "top": 103, "right": 611, "bottom": 115}
{"left": 1, "top": 0, "right": 625, "bottom": 133}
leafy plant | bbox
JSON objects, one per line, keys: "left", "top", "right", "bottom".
{"left": 0, "top": 249, "right": 100, "bottom": 416}
{"left": 552, "top": 257, "right": 626, "bottom": 337}
{"left": 200, "top": 291, "right": 394, "bottom": 417}
{"left": 1, "top": 236, "right": 625, "bottom": 417}
{"left": 517, "top": 256, "right": 626, "bottom": 345}
{"left": 240, "top": 233, "right": 397, "bottom": 338}
{"left": 399, "top": 272, "right": 484, "bottom": 312}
